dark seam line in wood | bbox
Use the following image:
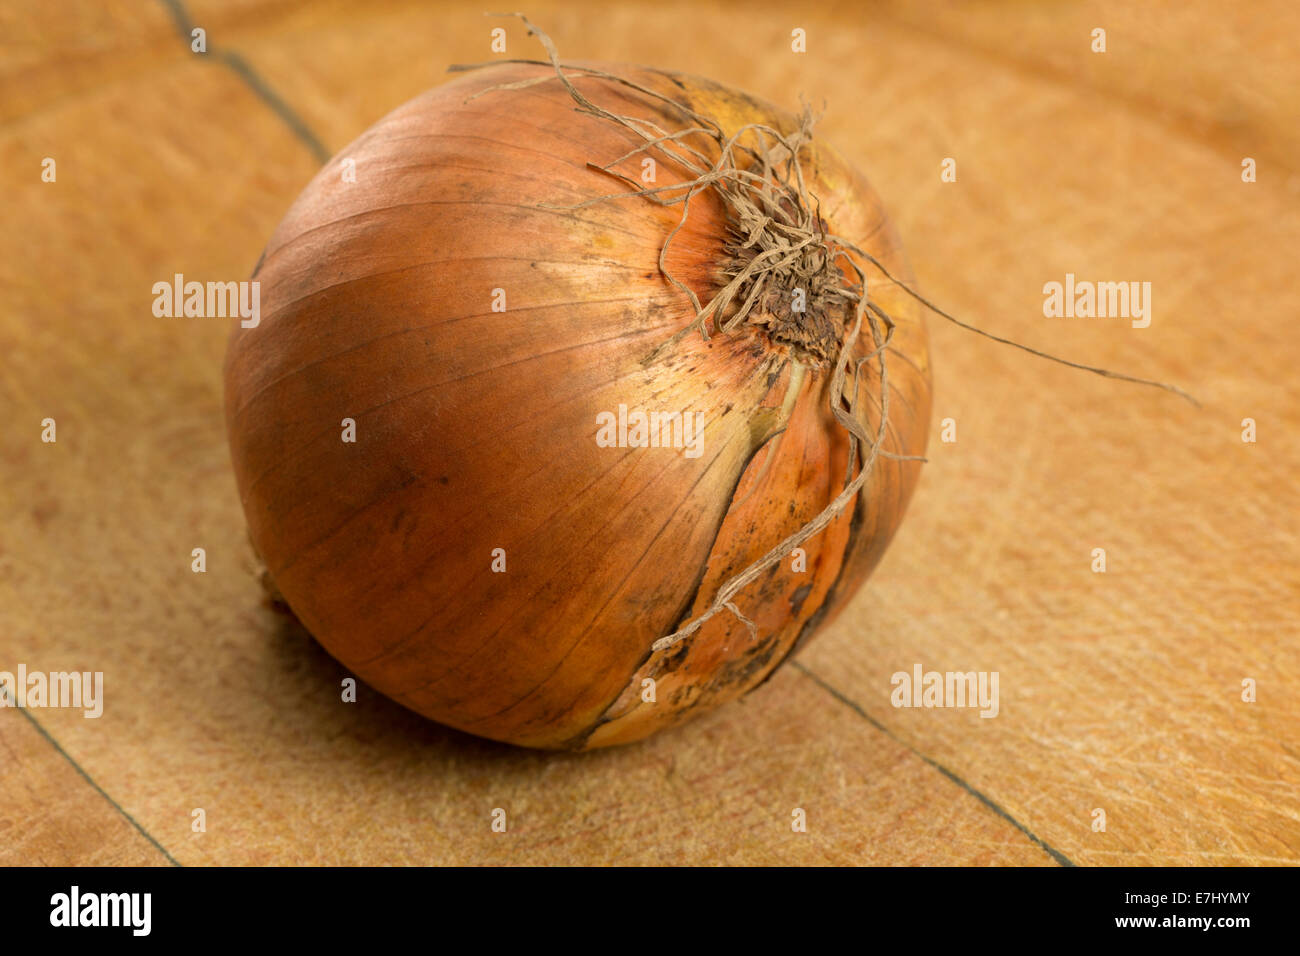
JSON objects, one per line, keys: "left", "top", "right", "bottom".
{"left": 157, "top": 0, "right": 331, "bottom": 163}
{"left": 17, "top": 708, "right": 183, "bottom": 867}
{"left": 792, "top": 660, "right": 1077, "bottom": 867}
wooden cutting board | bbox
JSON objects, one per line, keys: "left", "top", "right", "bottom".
{"left": 2, "top": 0, "right": 1296, "bottom": 866}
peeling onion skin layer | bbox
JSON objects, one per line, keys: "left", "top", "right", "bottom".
{"left": 224, "top": 62, "right": 931, "bottom": 750}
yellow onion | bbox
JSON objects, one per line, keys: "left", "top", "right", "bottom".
{"left": 224, "top": 46, "right": 931, "bottom": 749}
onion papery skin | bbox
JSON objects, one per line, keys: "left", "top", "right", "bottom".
{"left": 223, "top": 62, "right": 931, "bottom": 750}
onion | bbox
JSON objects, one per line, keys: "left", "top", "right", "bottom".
{"left": 223, "top": 29, "right": 932, "bottom": 749}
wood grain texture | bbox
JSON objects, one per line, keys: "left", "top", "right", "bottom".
{"left": 0, "top": 714, "right": 173, "bottom": 866}
{"left": 1, "top": 0, "right": 1295, "bottom": 865}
